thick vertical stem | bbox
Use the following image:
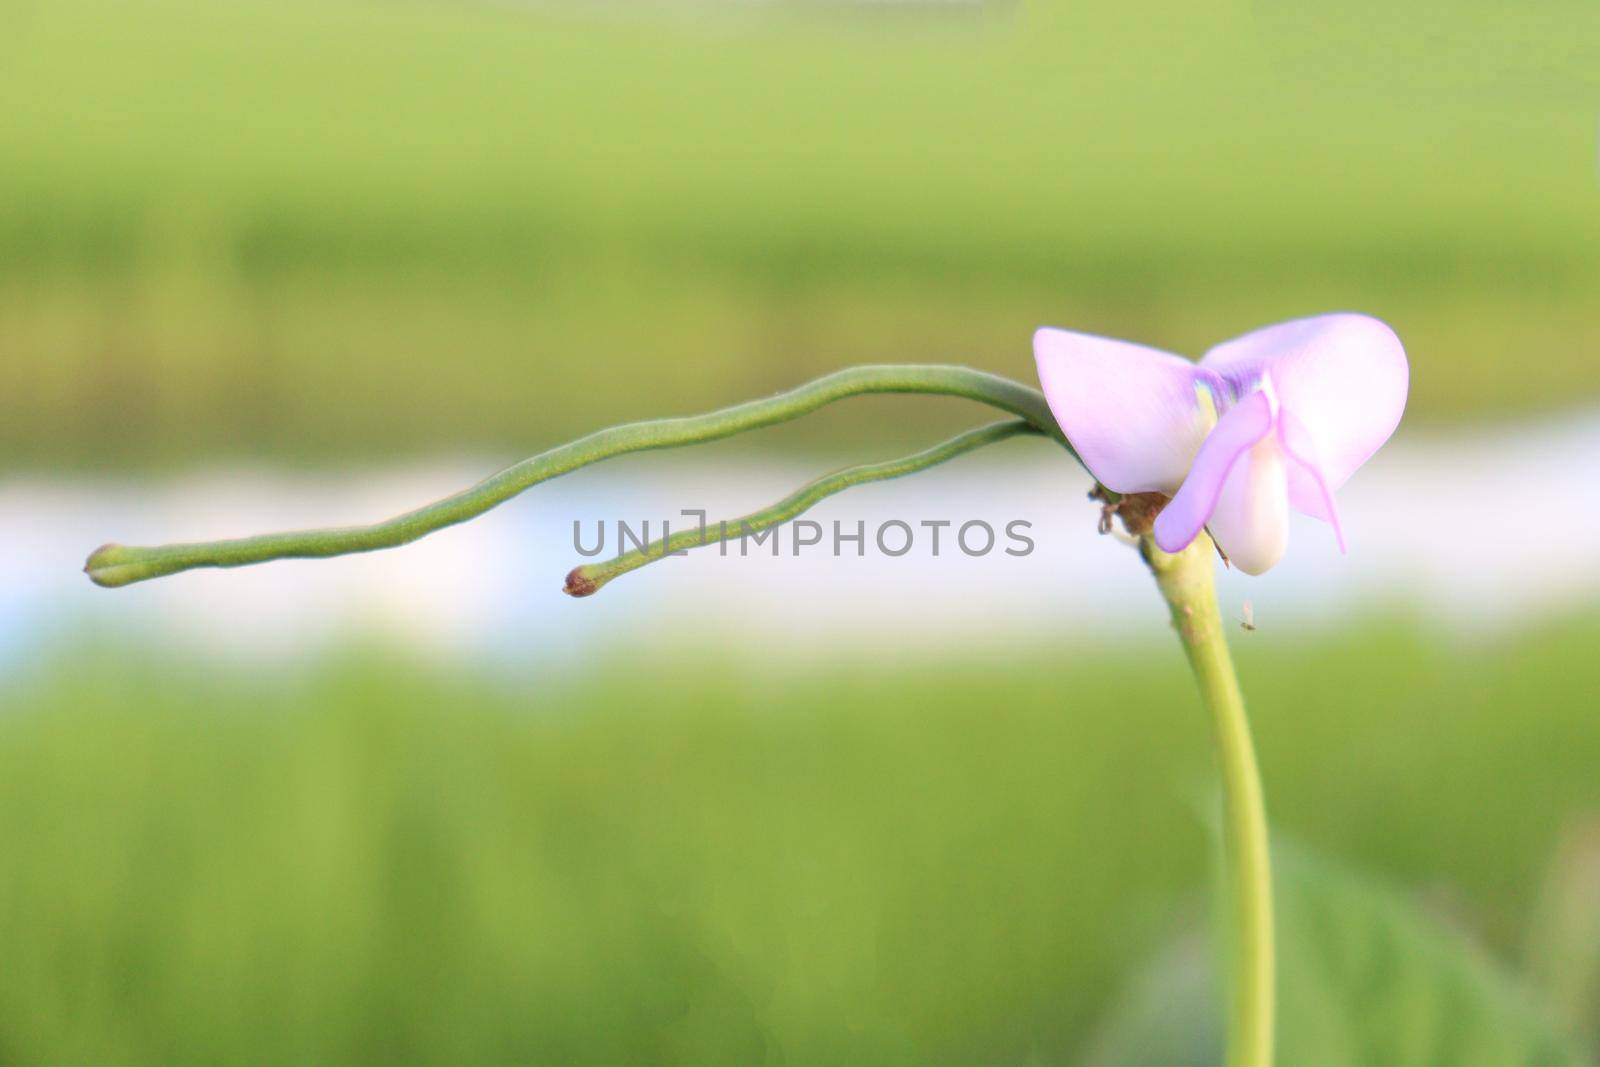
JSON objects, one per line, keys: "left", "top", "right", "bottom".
{"left": 1145, "top": 533, "right": 1275, "bottom": 1067}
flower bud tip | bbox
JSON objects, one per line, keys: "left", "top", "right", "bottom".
{"left": 84, "top": 543, "right": 135, "bottom": 588}
{"left": 563, "top": 567, "right": 600, "bottom": 598}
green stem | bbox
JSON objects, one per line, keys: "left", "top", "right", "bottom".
{"left": 86, "top": 365, "right": 1071, "bottom": 588}
{"left": 565, "top": 419, "right": 1042, "bottom": 597}
{"left": 1145, "top": 532, "right": 1274, "bottom": 1067}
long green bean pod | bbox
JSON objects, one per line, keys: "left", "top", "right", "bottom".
{"left": 564, "top": 419, "right": 1043, "bottom": 596}
{"left": 86, "top": 364, "right": 1072, "bottom": 588}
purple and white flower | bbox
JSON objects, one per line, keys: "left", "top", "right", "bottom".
{"left": 1034, "top": 313, "right": 1409, "bottom": 574}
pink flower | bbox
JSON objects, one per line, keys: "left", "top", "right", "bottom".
{"left": 1034, "top": 314, "right": 1409, "bottom": 574}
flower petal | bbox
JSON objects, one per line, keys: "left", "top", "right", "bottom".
{"left": 1278, "top": 408, "right": 1347, "bottom": 552}
{"left": 1207, "top": 436, "right": 1291, "bottom": 575}
{"left": 1201, "top": 313, "right": 1408, "bottom": 488}
{"left": 1033, "top": 327, "right": 1213, "bottom": 494}
{"left": 1153, "top": 388, "right": 1275, "bottom": 554}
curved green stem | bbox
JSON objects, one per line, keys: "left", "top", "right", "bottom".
{"left": 565, "top": 419, "right": 1042, "bottom": 597}
{"left": 1144, "top": 533, "right": 1274, "bottom": 1067}
{"left": 86, "top": 365, "right": 1071, "bottom": 588}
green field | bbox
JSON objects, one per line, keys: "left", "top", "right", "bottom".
{"left": 3, "top": 0, "right": 1598, "bottom": 467}
{"left": 4, "top": 613, "right": 1598, "bottom": 1064}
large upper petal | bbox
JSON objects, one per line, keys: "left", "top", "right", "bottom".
{"left": 1201, "top": 313, "right": 1408, "bottom": 489}
{"left": 1033, "top": 327, "right": 1213, "bottom": 494}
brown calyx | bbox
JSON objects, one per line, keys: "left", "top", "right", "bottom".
{"left": 1088, "top": 486, "right": 1169, "bottom": 538}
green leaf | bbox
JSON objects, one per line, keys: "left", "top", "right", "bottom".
{"left": 1085, "top": 845, "right": 1591, "bottom": 1067}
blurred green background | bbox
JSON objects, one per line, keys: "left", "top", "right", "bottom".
{"left": 3, "top": 0, "right": 1599, "bottom": 1063}
{"left": 3, "top": 0, "right": 1597, "bottom": 466}
{"left": 5, "top": 620, "right": 1600, "bottom": 1064}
